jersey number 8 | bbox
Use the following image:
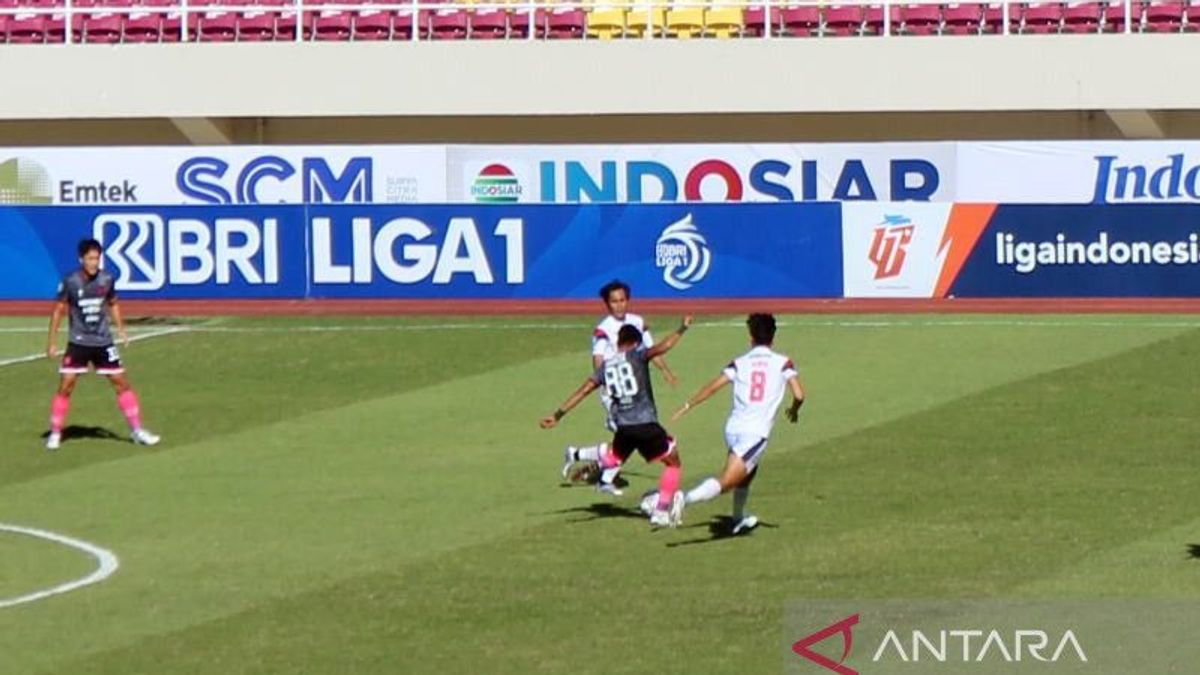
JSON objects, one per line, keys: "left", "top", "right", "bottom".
{"left": 750, "top": 370, "right": 767, "bottom": 403}
{"left": 604, "top": 362, "right": 639, "bottom": 400}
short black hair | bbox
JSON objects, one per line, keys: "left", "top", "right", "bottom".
{"left": 617, "top": 324, "right": 642, "bottom": 347}
{"left": 78, "top": 238, "right": 103, "bottom": 257}
{"left": 747, "top": 313, "right": 777, "bottom": 346}
{"left": 599, "top": 280, "right": 631, "bottom": 302}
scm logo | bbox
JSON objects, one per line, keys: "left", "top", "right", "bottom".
{"left": 176, "top": 155, "right": 372, "bottom": 204}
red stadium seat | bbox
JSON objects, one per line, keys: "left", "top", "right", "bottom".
{"left": 982, "top": 3, "right": 1020, "bottom": 32}
{"left": 898, "top": 3, "right": 941, "bottom": 33}
{"left": 779, "top": 5, "right": 818, "bottom": 35}
{"left": 430, "top": 4, "right": 469, "bottom": 38}
{"left": 942, "top": 2, "right": 983, "bottom": 32}
{"left": 313, "top": 8, "right": 351, "bottom": 39}
{"left": 507, "top": 3, "right": 546, "bottom": 37}
{"left": 742, "top": 4, "right": 779, "bottom": 36}
{"left": 823, "top": 4, "right": 863, "bottom": 34}
{"left": 1101, "top": 0, "right": 1135, "bottom": 30}
{"left": 1062, "top": 2, "right": 1101, "bottom": 31}
{"left": 545, "top": 5, "right": 584, "bottom": 37}
{"left": 237, "top": 7, "right": 278, "bottom": 40}
{"left": 122, "top": 10, "right": 163, "bottom": 41}
{"left": 7, "top": 13, "right": 48, "bottom": 42}
{"left": 82, "top": 11, "right": 123, "bottom": 40}
{"left": 1021, "top": 2, "right": 1064, "bottom": 32}
{"left": 471, "top": 3, "right": 508, "bottom": 38}
{"left": 1142, "top": 0, "right": 1184, "bottom": 30}
{"left": 1185, "top": 2, "right": 1200, "bottom": 29}
{"left": 862, "top": 4, "right": 898, "bottom": 33}
{"left": 352, "top": 1, "right": 393, "bottom": 41}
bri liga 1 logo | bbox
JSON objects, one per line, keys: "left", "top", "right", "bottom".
{"left": 471, "top": 164, "right": 523, "bottom": 203}
{"left": 655, "top": 213, "right": 711, "bottom": 291}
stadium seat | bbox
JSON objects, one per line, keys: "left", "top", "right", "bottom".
{"left": 7, "top": 13, "right": 48, "bottom": 42}
{"left": 428, "top": 0, "right": 469, "bottom": 39}
{"left": 82, "top": 11, "right": 123, "bottom": 41}
{"left": 705, "top": 1, "right": 744, "bottom": 37}
{"left": 778, "top": 4, "right": 818, "bottom": 36}
{"left": 546, "top": 4, "right": 585, "bottom": 37}
{"left": 861, "top": 4, "right": 899, "bottom": 34}
{"left": 982, "top": 3, "right": 1020, "bottom": 32}
{"left": 471, "top": 1, "right": 510, "bottom": 39}
{"left": 1061, "top": 1, "right": 1101, "bottom": 31}
{"left": 506, "top": 0, "right": 547, "bottom": 38}
{"left": 666, "top": 0, "right": 703, "bottom": 37}
{"left": 1021, "top": 3, "right": 1064, "bottom": 32}
{"left": 1100, "top": 0, "right": 1134, "bottom": 30}
{"left": 942, "top": 2, "right": 983, "bottom": 32}
{"left": 237, "top": 8, "right": 278, "bottom": 40}
{"left": 823, "top": 4, "right": 863, "bottom": 35}
{"left": 626, "top": 0, "right": 667, "bottom": 36}
{"left": 1143, "top": 0, "right": 1184, "bottom": 30}
{"left": 587, "top": 0, "right": 627, "bottom": 38}
{"left": 1185, "top": 2, "right": 1200, "bottom": 29}
{"left": 122, "top": 10, "right": 163, "bottom": 41}
{"left": 274, "top": 5, "right": 313, "bottom": 38}
{"left": 898, "top": 3, "right": 941, "bottom": 34}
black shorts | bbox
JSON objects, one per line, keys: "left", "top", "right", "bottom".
{"left": 60, "top": 342, "right": 123, "bottom": 375}
{"left": 611, "top": 423, "right": 676, "bottom": 463}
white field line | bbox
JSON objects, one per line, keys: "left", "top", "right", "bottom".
{"left": 0, "top": 523, "right": 119, "bottom": 609}
{"left": 0, "top": 327, "right": 190, "bottom": 368}
{"left": 0, "top": 318, "right": 1199, "bottom": 336}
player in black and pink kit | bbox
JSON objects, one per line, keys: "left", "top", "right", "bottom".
{"left": 541, "top": 315, "right": 693, "bottom": 528}
{"left": 44, "top": 239, "right": 160, "bottom": 451}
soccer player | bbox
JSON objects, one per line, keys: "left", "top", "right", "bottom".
{"left": 45, "top": 238, "right": 161, "bottom": 451}
{"left": 560, "top": 279, "right": 678, "bottom": 484}
{"left": 541, "top": 315, "right": 693, "bottom": 528}
{"left": 660, "top": 314, "right": 804, "bottom": 535}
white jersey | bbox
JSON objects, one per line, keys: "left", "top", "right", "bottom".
{"left": 721, "top": 346, "right": 797, "bottom": 439}
{"left": 591, "top": 313, "right": 655, "bottom": 361}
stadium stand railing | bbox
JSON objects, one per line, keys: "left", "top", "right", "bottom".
{"left": 0, "top": 0, "right": 1196, "bottom": 43}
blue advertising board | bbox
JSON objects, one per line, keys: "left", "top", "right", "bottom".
{"left": 0, "top": 203, "right": 844, "bottom": 300}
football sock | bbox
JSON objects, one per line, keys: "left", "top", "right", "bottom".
{"left": 685, "top": 477, "right": 722, "bottom": 505}
{"left": 732, "top": 486, "right": 751, "bottom": 521}
{"left": 576, "top": 443, "right": 607, "bottom": 463}
{"left": 117, "top": 389, "right": 142, "bottom": 432}
{"left": 49, "top": 394, "right": 70, "bottom": 435}
{"left": 655, "top": 465, "right": 681, "bottom": 511}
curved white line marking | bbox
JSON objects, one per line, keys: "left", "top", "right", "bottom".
{"left": 0, "top": 523, "right": 119, "bottom": 609}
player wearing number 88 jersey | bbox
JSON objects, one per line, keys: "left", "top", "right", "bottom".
{"left": 541, "top": 315, "right": 694, "bottom": 528}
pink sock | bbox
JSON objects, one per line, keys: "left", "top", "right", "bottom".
{"left": 49, "top": 394, "right": 71, "bottom": 434}
{"left": 656, "top": 465, "right": 681, "bottom": 511}
{"left": 600, "top": 448, "right": 622, "bottom": 470}
{"left": 117, "top": 390, "right": 142, "bottom": 431}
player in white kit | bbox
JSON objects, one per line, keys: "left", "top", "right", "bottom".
{"left": 654, "top": 314, "right": 804, "bottom": 534}
{"left": 560, "top": 280, "right": 677, "bottom": 490}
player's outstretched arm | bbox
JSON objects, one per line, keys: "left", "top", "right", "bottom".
{"left": 671, "top": 373, "right": 731, "bottom": 421}
{"left": 645, "top": 315, "right": 694, "bottom": 361}
{"left": 540, "top": 378, "right": 601, "bottom": 429}
{"left": 784, "top": 376, "right": 806, "bottom": 423}
{"left": 46, "top": 300, "right": 66, "bottom": 359}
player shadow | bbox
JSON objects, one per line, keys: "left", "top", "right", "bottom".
{"left": 39, "top": 425, "right": 126, "bottom": 443}
{"left": 665, "top": 516, "right": 778, "bottom": 548}
{"left": 554, "top": 502, "right": 648, "bottom": 523}
{"left": 1186, "top": 544, "right": 1200, "bottom": 560}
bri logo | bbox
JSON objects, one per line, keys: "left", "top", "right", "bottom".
{"left": 867, "top": 215, "right": 915, "bottom": 280}
{"left": 655, "top": 214, "right": 711, "bottom": 291}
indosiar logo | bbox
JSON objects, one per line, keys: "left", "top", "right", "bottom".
{"left": 93, "top": 213, "right": 280, "bottom": 291}
{"left": 471, "top": 164, "right": 523, "bottom": 203}
{"left": 655, "top": 214, "right": 712, "bottom": 290}
{"left": 0, "top": 158, "right": 52, "bottom": 204}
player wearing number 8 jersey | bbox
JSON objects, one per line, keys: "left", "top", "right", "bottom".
{"left": 542, "top": 315, "right": 694, "bottom": 528}
{"left": 44, "top": 238, "right": 161, "bottom": 451}
{"left": 661, "top": 314, "right": 804, "bottom": 535}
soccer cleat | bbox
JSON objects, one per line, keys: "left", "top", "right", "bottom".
{"left": 649, "top": 509, "right": 671, "bottom": 528}
{"left": 638, "top": 490, "right": 659, "bottom": 516}
{"left": 732, "top": 515, "right": 759, "bottom": 535}
{"left": 131, "top": 428, "right": 161, "bottom": 446}
{"left": 46, "top": 432, "right": 61, "bottom": 451}
{"left": 561, "top": 446, "right": 578, "bottom": 479}
{"left": 669, "top": 491, "right": 686, "bottom": 528}
{"left": 596, "top": 480, "right": 624, "bottom": 497}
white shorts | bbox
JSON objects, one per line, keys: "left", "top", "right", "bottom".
{"left": 725, "top": 432, "right": 769, "bottom": 473}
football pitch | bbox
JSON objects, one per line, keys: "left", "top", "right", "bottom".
{"left": 1, "top": 313, "right": 1199, "bottom": 674}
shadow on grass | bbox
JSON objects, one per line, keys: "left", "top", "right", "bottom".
{"left": 553, "top": 502, "right": 648, "bottom": 523}
{"left": 666, "top": 516, "right": 777, "bottom": 548}
{"left": 1187, "top": 544, "right": 1200, "bottom": 560}
{"left": 40, "top": 425, "right": 126, "bottom": 444}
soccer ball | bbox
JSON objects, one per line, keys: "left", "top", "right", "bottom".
{"left": 639, "top": 490, "right": 659, "bottom": 516}
{"left": 570, "top": 461, "right": 601, "bottom": 483}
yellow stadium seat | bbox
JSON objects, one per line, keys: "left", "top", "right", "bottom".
{"left": 588, "top": 0, "right": 629, "bottom": 38}
{"left": 667, "top": 1, "right": 705, "bottom": 37}
{"left": 704, "top": 2, "right": 744, "bottom": 37}
{"left": 626, "top": 0, "right": 668, "bottom": 36}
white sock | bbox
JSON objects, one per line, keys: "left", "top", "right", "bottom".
{"left": 576, "top": 443, "right": 606, "bottom": 462}
{"left": 599, "top": 466, "right": 621, "bottom": 484}
{"left": 685, "top": 477, "right": 722, "bottom": 504}
{"left": 732, "top": 486, "right": 750, "bottom": 520}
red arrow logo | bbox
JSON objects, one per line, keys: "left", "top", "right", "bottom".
{"left": 792, "top": 614, "right": 860, "bottom": 674}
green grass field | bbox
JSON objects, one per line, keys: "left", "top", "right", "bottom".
{"left": 1, "top": 314, "right": 1199, "bottom": 674}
